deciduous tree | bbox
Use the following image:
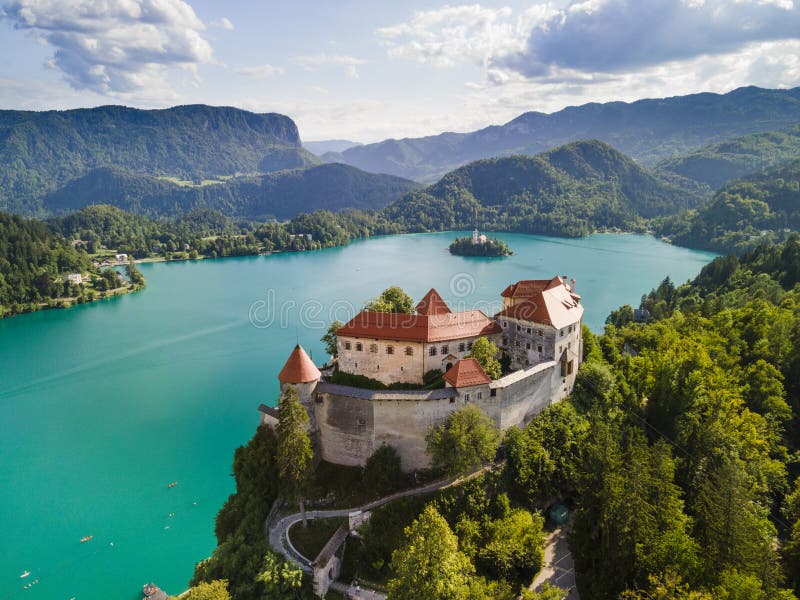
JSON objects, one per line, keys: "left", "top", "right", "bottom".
{"left": 426, "top": 404, "right": 500, "bottom": 476}
{"left": 388, "top": 505, "right": 474, "bottom": 600}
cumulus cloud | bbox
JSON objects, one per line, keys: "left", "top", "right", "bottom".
{"left": 294, "top": 53, "right": 367, "bottom": 78}
{"left": 235, "top": 64, "right": 284, "bottom": 78}
{"left": 499, "top": 0, "right": 800, "bottom": 77}
{"left": 376, "top": 4, "right": 556, "bottom": 68}
{"left": 378, "top": 1, "right": 800, "bottom": 83}
{"left": 1, "top": 0, "right": 213, "bottom": 97}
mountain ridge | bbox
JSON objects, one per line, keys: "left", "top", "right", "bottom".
{"left": 0, "top": 104, "right": 318, "bottom": 214}
{"left": 324, "top": 86, "right": 800, "bottom": 182}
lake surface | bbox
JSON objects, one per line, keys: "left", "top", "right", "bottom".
{"left": 0, "top": 231, "right": 716, "bottom": 599}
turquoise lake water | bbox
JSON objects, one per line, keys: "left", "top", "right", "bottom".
{"left": 0, "top": 231, "right": 717, "bottom": 599}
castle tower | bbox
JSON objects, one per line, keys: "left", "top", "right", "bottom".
{"left": 277, "top": 344, "right": 321, "bottom": 430}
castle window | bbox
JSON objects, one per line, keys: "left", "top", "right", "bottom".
{"left": 477, "top": 392, "right": 482, "bottom": 400}
{"left": 355, "top": 362, "right": 358, "bottom": 368}
{"left": 370, "top": 344, "right": 378, "bottom": 353}
{"left": 515, "top": 341, "right": 521, "bottom": 347}
{"left": 467, "top": 341, "right": 474, "bottom": 350}
{"left": 405, "top": 346, "right": 413, "bottom": 356}
{"left": 502, "top": 337, "right": 508, "bottom": 346}
{"left": 526, "top": 343, "right": 531, "bottom": 350}
{"left": 355, "top": 342, "right": 363, "bottom": 352}
{"left": 490, "top": 388, "right": 497, "bottom": 397}
{"left": 464, "top": 393, "right": 470, "bottom": 402}
{"left": 516, "top": 325, "right": 521, "bottom": 331}
{"left": 441, "top": 345, "right": 449, "bottom": 355}
{"left": 503, "top": 321, "right": 507, "bottom": 328}
{"left": 429, "top": 347, "right": 437, "bottom": 356}
{"left": 537, "top": 345, "right": 542, "bottom": 353}
{"left": 538, "top": 329, "right": 543, "bottom": 336}
{"left": 344, "top": 341, "right": 352, "bottom": 350}
{"left": 568, "top": 342, "right": 572, "bottom": 349}
{"left": 450, "top": 397, "right": 456, "bottom": 403}
{"left": 526, "top": 328, "right": 531, "bottom": 334}
{"left": 567, "top": 360, "right": 574, "bottom": 375}
{"left": 386, "top": 345, "right": 394, "bottom": 355}
{"left": 458, "top": 342, "right": 466, "bottom": 352}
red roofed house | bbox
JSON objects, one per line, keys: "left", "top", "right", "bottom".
{"left": 335, "top": 289, "right": 501, "bottom": 386}
{"left": 497, "top": 276, "right": 583, "bottom": 375}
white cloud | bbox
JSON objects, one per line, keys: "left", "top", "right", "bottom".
{"left": 235, "top": 63, "right": 284, "bottom": 78}
{"left": 294, "top": 53, "right": 367, "bottom": 78}
{"left": 1, "top": 0, "right": 213, "bottom": 97}
{"left": 378, "top": 1, "right": 800, "bottom": 84}
{"left": 376, "top": 4, "right": 557, "bottom": 68}
{"left": 211, "top": 16, "right": 234, "bottom": 30}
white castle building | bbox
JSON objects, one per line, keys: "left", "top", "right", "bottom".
{"left": 260, "top": 276, "right": 584, "bottom": 470}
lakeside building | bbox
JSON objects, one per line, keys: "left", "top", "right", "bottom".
{"left": 260, "top": 276, "right": 584, "bottom": 470}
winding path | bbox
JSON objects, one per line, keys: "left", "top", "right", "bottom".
{"left": 268, "top": 466, "right": 494, "bottom": 574}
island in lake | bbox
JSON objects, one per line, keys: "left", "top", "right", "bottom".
{"left": 449, "top": 229, "right": 512, "bottom": 257}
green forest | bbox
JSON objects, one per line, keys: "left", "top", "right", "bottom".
{"left": 0, "top": 212, "right": 147, "bottom": 316}
{"left": 656, "top": 159, "right": 800, "bottom": 254}
{"left": 383, "top": 140, "right": 696, "bottom": 238}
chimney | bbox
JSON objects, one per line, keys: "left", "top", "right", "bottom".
{"left": 570, "top": 278, "right": 576, "bottom": 292}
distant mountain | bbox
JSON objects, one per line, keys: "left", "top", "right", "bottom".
{"left": 304, "top": 139, "right": 363, "bottom": 155}
{"left": 656, "top": 159, "right": 800, "bottom": 253}
{"left": 324, "top": 86, "right": 800, "bottom": 182}
{"left": 656, "top": 124, "right": 800, "bottom": 191}
{"left": 42, "top": 163, "right": 419, "bottom": 220}
{"left": 0, "top": 104, "right": 318, "bottom": 214}
{"left": 383, "top": 140, "right": 690, "bottom": 237}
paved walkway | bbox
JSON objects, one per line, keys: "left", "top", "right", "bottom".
{"left": 530, "top": 525, "right": 580, "bottom": 599}
{"left": 267, "top": 466, "right": 494, "bottom": 591}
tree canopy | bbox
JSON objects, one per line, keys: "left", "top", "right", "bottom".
{"left": 466, "top": 337, "right": 502, "bottom": 380}
{"left": 365, "top": 286, "right": 415, "bottom": 314}
{"left": 426, "top": 404, "right": 500, "bottom": 476}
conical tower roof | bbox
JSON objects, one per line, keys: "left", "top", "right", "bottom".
{"left": 415, "top": 288, "right": 452, "bottom": 316}
{"left": 278, "top": 344, "right": 321, "bottom": 384}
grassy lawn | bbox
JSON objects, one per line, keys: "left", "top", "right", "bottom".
{"left": 288, "top": 517, "right": 347, "bottom": 561}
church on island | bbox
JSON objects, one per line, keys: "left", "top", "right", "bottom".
{"left": 260, "top": 276, "right": 584, "bottom": 470}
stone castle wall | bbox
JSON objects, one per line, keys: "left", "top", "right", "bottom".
{"left": 312, "top": 357, "right": 577, "bottom": 471}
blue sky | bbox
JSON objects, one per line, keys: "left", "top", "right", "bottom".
{"left": 1, "top": 0, "right": 800, "bottom": 142}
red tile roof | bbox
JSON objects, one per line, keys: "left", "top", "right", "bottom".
{"left": 497, "top": 278, "right": 583, "bottom": 329}
{"left": 444, "top": 358, "right": 491, "bottom": 387}
{"left": 278, "top": 344, "right": 321, "bottom": 384}
{"left": 415, "top": 288, "right": 452, "bottom": 316}
{"left": 500, "top": 277, "right": 564, "bottom": 298}
{"left": 336, "top": 310, "right": 501, "bottom": 343}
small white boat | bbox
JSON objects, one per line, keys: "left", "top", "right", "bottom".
{"left": 19, "top": 571, "right": 30, "bottom": 578}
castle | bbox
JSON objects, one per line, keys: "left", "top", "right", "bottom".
{"left": 260, "top": 276, "right": 584, "bottom": 471}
